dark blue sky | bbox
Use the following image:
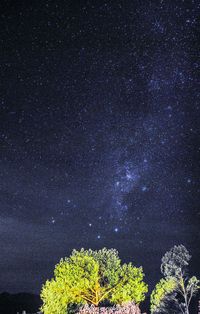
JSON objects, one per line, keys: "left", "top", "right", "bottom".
{"left": 0, "top": 0, "right": 199, "bottom": 293}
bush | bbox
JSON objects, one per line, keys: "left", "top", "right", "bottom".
{"left": 78, "top": 302, "right": 141, "bottom": 314}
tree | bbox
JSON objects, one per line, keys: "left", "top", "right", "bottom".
{"left": 41, "top": 248, "right": 148, "bottom": 314}
{"left": 161, "top": 245, "right": 199, "bottom": 314}
{"left": 150, "top": 245, "right": 199, "bottom": 314}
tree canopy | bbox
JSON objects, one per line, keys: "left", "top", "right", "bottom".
{"left": 161, "top": 244, "right": 191, "bottom": 278}
{"left": 41, "top": 248, "right": 148, "bottom": 314}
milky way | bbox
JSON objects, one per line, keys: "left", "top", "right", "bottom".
{"left": 0, "top": 0, "right": 199, "bottom": 293}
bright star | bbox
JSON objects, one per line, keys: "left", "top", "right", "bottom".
{"left": 126, "top": 173, "right": 132, "bottom": 180}
{"left": 142, "top": 186, "right": 147, "bottom": 191}
{"left": 51, "top": 217, "right": 55, "bottom": 224}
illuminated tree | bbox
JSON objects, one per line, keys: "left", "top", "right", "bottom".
{"left": 151, "top": 245, "right": 199, "bottom": 314}
{"left": 150, "top": 277, "right": 177, "bottom": 313}
{"left": 161, "top": 245, "right": 199, "bottom": 314}
{"left": 41, "top": 248, "right": 148, "bottom": 314}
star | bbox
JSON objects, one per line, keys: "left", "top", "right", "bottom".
{"left": 141, "top": 186, "right": 148, "bottom": 192}
{"left": 126, "top": 173, "right": 133, "bottom": 180}
{"left": 51, "top": 217, "right": 55, "bottom": 224}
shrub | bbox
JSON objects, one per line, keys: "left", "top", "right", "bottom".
{"left": 78, "top": 302, "right": 141, "bottom": 314}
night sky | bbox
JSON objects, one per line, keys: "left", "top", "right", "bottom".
{"left": 0, "top": 0, "right": 199, "bottom": 294}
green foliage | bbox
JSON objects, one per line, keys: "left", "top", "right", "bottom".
{"left": 150, "top": 278, "right": 177, "bottom": 313}
{"left": 40, "top": 248, "right": 148, "bottom": 314}
{"left": 40, "top": 278, "right": 71, "bottom": 314}
{"left": 110, "top": 263, "right": 148, "bottom": 304}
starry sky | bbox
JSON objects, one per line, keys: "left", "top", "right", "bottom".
{"left": 0, "top": 0, "right": 199, "bottom": 294}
